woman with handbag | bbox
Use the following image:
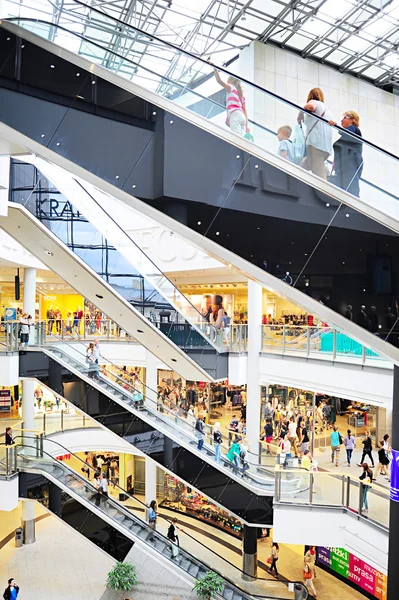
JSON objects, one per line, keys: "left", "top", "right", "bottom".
{"left": 359, "top": 463, "right": 373, "bottom": 514}
{"left": 298, "top": 87, "right": 332, "bottom": 180}
{"left": 303, "top": 561, "right": 317, "bottom": 597}
{"left": 268, "top": 542, "right": 279, "bottom": 578}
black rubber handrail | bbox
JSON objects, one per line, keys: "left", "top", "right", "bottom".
{"left": 15, "top": 0, "right": 399, "bottom": 162}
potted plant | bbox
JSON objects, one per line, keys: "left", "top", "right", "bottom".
{"left": 192, "top": 570, "right": 224, "bottom": 600}
{"left": 106, "top": 561, "right": 138, "bottom": 593}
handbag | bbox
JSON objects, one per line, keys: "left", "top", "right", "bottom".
{"left": 303, "top": 565, "right": 312, "bottom": 580}
{"left": 339, "top": 433, "right": 343, "bottom": 445}
{"left": 266, "top": 556, "right": 273, "bottom": 565}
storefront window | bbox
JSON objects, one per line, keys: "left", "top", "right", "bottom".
{"left": 159, "top": 474, "right": 243, "bottom": 538}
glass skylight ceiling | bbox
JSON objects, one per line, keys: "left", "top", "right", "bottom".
{"left": 5, "top": 0, "right": 399, "bottom": 88}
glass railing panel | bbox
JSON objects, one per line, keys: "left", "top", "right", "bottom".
{"left": 7, "top": 4, "right": 399, "bottom": 214}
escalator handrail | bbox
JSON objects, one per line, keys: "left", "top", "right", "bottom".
{"left": 15, "top": 437, "right": 307, "bottom": 598}
{"left": 7, "top": 0, "right": 399, "bottom": 164}
{"left": 73, "top": 179, "right": 219, "bottom": 342}
{"left": 5, "top": 15, "right": 399, "bottom": 206}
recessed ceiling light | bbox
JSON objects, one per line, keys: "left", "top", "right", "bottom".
{"left": 216, "top": 232, "right": 220, "bottom": 235}
{"left": 50, "top": 64, "right": 55, "bottom": 69}
{"left": 76, "top": 72, "right": 81, "bottom": 77}
{"left": 326, "top": 203, "right": 330, "bottom": 207}
{"left": 171, "top": 358, "right": 177, "bottom": 362}
{"left": 44, "top": 250, "right": 53, "bottom": 256}
{"left": 197, "top": 221, "right": 201, "bottom": 225}
{"left": 345, "top": 213, "right": 350, "bottom": 218}
{"left": 153, "top": 111, "right": 156, "bottom": 115}
{"left": 170, "top": 120, "right": 174, "bottom": 124}
{"left": 137, "top": 329, "right": 144, "bottom": 334}
{"left": 236, "top": 155, "right": 240, "bottom": 159}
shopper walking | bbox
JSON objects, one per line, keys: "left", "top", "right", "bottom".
{"left": 279, "top": 432, "right": 292, "bottom": 468}
{"left": 298, "top": 87, "right": 332, "bottom": 180}
{"left": 227, "top": 437, "right": 241, "bottom": 475}
{"left": 344, "top": 429, "right": 356, "bottom": 466}
{"left": 330, "top": 425, "right": 341, "bottom": 467}
{"left": 288, "top": 417, "right": 299, "bottom": 457}
{"left": 359, "top": 430, "right": 375, "bottom": 467}
{"left": 213, "top": 422, "right": 222, "bottom": 463}
{"left": 167, "top": 518, "right": 179, "bottom": 558}
{"left": 195, "top": 416, "right": 205, "bottom": 451}
{"left": 214, "top": 70, "right": 250, "bottom": 137}
{"left": 268, "top": 542, "right": 279, "bottom": 578}
{"left": 375, "top": 440, "right": 390, "bottom": 481}
{"left": 359, "top": 463, "right": 373, "bottom": 514}
{"left": 93, "top": 472, "right": 102, "bottom": 507}
{"left": 303, "top": 562, "right": 317, "bottom": 597}
{"left": 3, "top": 578, "right": 19, "bottom": 600}
{"left": 263, "top": 418, "right": 274, "bottom": 454}
{"left": 148, "top": 500, "right": 157, "bottom": 541}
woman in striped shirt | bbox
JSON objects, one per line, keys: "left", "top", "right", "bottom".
{"left": 214, "top": 70, "right": 249, "bottom": 137}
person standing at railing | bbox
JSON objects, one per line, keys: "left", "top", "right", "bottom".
{"left": 46, "top": 306, "right": 55, "bottom": 335}
{"left": 148, "top": 500, "right": 157, "bottom": 541}
{"left": 195, "top": 416, "right": 205, "bottom": 451}
{"left": 54, "top": 307, "right": 62, "bottom": 335}
{"left": 214, "top": 70, "right": 250, "bottom": 137}
{"left": 328, "top": 110, "right": 363, "bottom": 197}
{"left": 65, "top": 312, "right": 73, "bottom": 336}
{"left": 213, "top": 422, "right": 222, "bottom": 463}
{"left": 220, "top": 311, "right": 231, "bottom": 345}
{"left": 5, "top": 427, "right": 14, "bottom": 446}
{"left": 298, "top": 87, "right": 332, "bottom": 180}
{"left": 344, "top": 429, "right": 356, "bottom": 466}
{"left": 330, "top": 425, "right": 341, "bottom": 467}
{"left": 19, "top": 313, "right": 33, "bottom": 348}
{"left": 288, "top": 417, "right": 299, "bottom": 458}
{"left": 359, "top": 463, "right": 373, "bottom": 514}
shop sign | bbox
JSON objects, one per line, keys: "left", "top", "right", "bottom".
{"left": 43, "top": 295, "right": 57, "bottom": 301}
{"left": 0, "top": 389, "right": 11, "bottom": 412}
{"left": 390, "top": 449, "right": 399, "bottom": 502}
{"left": 39, "top": 199, "right": 83, "bottom": 220}
{"left": 317, "top": 547, "right": 387, "bottom": 599}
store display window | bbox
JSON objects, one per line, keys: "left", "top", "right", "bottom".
{"left": 159, "top": 474, "right": 243, "bottom": 538}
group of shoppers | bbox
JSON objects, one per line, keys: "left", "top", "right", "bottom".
{"left": 215, "top": 69, "right": 364, "bottom": 198}
{"left": 345, "top": 303, "right": 398, "bottom": 334}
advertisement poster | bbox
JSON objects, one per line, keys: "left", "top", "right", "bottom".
{"left": 185, "top": 294, "right": 234, "bottom": 322}
{"left": 317, "top": 547, "right": 387, "bottom": 599}
{"left": 390, "top": 449, "right": 399, "bottom": 502}
{"left": 4, "top": 308, "right": 17, "bottom": 321}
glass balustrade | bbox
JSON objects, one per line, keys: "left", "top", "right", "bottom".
{"left": 4, "top": 0, "right": 399, "bottom": 220}
{"left": 275, "top": 466, "right": 389, "bottom": 531}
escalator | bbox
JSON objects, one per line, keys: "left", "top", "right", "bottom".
{"left": 1, "top": 15, "right": 399, "bottom": 364}
{"left": 6, "top": 156, "right": 228, "bottom": 379}
{"left": 18, "top": 338, "right": 281, "bottom": 525}
{"left": 11, "top": 437, "right": 307, "bottom": 599}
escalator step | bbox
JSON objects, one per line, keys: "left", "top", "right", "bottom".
{"left": 188, "top": 564, "right": 200, "bottom": 578}
{"left": 222, "top": 589, "right": 234, "bottom": 600}
{"left": 179, "top": 559, "right": 190, "bottom": 571}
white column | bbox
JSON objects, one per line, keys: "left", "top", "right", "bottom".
{"left": 23, "top": 267, "right": 36, "bottom": 345}
{"left": 145, "top": 458, "right": 157, "bottom": 506}
{"left": 246, "top": 280, "right": 262, "bottom": 462}
{"left": 21, "top": 377, "right": 37, "bottom": 543}
{"left": 145, "top": 350, "right": 158, "bottom": 406}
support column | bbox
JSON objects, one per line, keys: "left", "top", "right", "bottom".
{"left": 246, "top": 280, "right": 262, "bottom": 463}
{"left": 145, "top": 350, "right": 158, "bottom": 406}
{"left": 23, "top": 267, "right": 36, "bottom": 345}
{"left": 21, "top": 501, "right": 35, "bottom": 544}
{"left": 145, "top": 458, "right": 157, "bottom": 506}
{"left": 387, "top": 365, "right": 399, "bottom": 600}
{"left": 242, "top": 525, "right": 257, "bottom": 580}
{"left": 22, "top": 378, "right": 35, "bottom": 441}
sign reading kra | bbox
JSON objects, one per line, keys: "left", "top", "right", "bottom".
{"left": 39, "top": 199, "right": 83, "bottom": 220}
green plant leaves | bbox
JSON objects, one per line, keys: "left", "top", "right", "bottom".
{"left": 192, "top": 570, "right": 224, "bottom": 599}
{"left": 106, "top": 561, "right": 138, "bottom": 591}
